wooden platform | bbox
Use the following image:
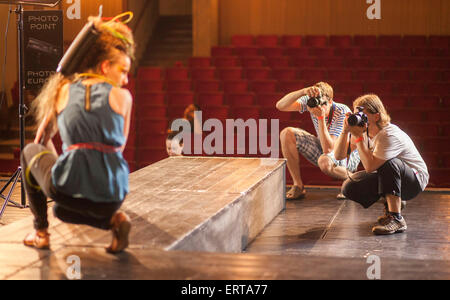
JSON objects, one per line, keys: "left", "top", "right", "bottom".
{"left": 0, "top": 157, "right": 449, "bottom": 280}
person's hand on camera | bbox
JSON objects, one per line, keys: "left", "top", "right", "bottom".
{"left": 307, "top": 104, "right": 327, "bottom": 119}
{"left": 303, "top": 86, "right": 321, "bottom": 98}
{"left": 348, "top": 121, "right": 367, "bottom": 138}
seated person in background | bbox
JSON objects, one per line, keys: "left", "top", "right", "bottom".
{"left": 183, "top": 104, "right": 202, "bottom": 134}
{"left": 166, "top": 129, "right": 184, "bottom": 156}
{"left": 276, "top": 82, "right": 360, "bottom": 200}
{"left": 334, "top": 94, "right": 429, "bottom": 235}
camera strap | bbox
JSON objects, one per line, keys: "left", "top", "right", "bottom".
{"left": 326, "top": 103, "right": 335, "bottom": 130}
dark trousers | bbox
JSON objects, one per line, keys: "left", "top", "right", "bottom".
{"left": 342, "top": 158, "right": 423, "bottom": 209}
{"left": 21, "top": 143, "right": 122, "bottom": 230}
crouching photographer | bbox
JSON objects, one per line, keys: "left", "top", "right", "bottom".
{"left": 334, "top": 94, "right": 429, "bottom": 235}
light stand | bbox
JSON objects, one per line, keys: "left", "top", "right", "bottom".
{"left": 0, "top": 0, "right": 61, "bottom": 220}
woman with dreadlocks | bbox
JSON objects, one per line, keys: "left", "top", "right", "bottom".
{"left": 20, "top": 14, "right": 135, "bottom": 253}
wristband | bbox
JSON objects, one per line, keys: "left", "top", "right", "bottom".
{"left": 354, "top": 136, "right": 364, "bottom": 144}
{"left": 317, "top": 116, "right": 324, "bottom": 120}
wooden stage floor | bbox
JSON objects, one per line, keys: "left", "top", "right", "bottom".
{"left": 0, "top": 163, "right": 449, "bottom": 280}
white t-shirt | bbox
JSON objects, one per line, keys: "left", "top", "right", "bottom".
{"left": 372, "top": 123, "right": 429, "bottom": 190}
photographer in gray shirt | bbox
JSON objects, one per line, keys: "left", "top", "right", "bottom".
{"left": 334, "top": 94, "right": 429, "bottom": 235}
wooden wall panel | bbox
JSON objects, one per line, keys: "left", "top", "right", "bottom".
{"left": 61, "top": 0, "right": 124, "bottom": 42}
{"left": 218, "top": 0, "right": 450, "bottom": 44}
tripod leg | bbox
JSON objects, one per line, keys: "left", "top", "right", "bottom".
{"left": 0, "top": 168, "right": 20, "bottom": 196}
{"left": 0, "top": 168, "right": 22, "bottom": 220}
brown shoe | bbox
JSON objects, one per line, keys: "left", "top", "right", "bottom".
{"left": 106, "top": 212, "right": 131, "bottom": 254}
{"left": 23, "top": 230, "right": 50, "bottom": 250}
{"left": 377, "top": 200, "right": 407, "bottom": 225}
{"left": 372, "top": 215, "right": 407, "bottom": 235}
{"left": 286, "top": 185, "right": 306, "bottom": 200}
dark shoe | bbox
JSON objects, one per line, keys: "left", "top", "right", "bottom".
{"left": 286, "top": 185, "right": 306, "bottom": 200}
{"left": 372, "top": 215, "right": 407, "bottom": 235}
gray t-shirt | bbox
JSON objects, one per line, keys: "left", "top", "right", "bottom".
{"left": 372, "top": 123, "right": 429, "bottom": 191}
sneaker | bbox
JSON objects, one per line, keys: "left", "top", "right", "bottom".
{"left": 372, "top": 215, "right": 407, "bottom": 235}
{"left": 377, "top": 200, "right": 407, "bottom": 225}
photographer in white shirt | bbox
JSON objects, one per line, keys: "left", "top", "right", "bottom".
{"left": 334, "top": 94, "right": 429, "bottom": 235}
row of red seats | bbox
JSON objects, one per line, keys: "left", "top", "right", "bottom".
{"left": 230, "top": 35, "right": 450, "bottom": 48}
{"left": 135, "top": 91, "right": 450, "bottom": 109}
{"left": 190, "top": 56, "right": 450, "bottom": 69}
{"left": 137, "top": 67, "right": 450, "bottom": 82}
{"left": 135, "top": 79, "right": 450, "bottom": 96}
{"left": 211, "top": 46, "right": 450, "bottom": 58}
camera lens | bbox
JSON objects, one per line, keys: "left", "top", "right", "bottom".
{"left": 307, "top": 97, "right": 321, "bottom": 108}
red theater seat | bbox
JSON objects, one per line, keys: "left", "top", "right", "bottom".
{"left": 138, "top": 119, "right": 168, "bottom": 134}
{"left": 354, "top": 35, "right": 377, "bottom": 47}
{"left": 231, "top": 35, "right": 254, "bottom": 46}
{"left": 397, "top": 58, "right": 428, "bottom": 69}
{"left": 403, "top": 35, "right": 428, "bottom": 47}
{"left": 136, "top": 92, "right": 166, "bottom": 106}
{"left": 291, "top": 57, "right": 317, "bottom": 68}
{"left": 166, "top": 80, "right": 192, "bottom": 92}
{"left": 429, "top": 36, "right": 450, "bottom": 48}
{"left": 218, "top": 68, "right": 243, "bottom": 80}
{"left": 378, "top": 35, "right": 402, "bottom": 47}
{"left": 255, "top": 35, "right": 279, "bottom": 47}
{"left": 167, "top": 92, "right": 195, "bottom": 106}
{"left": 298, "top": 69, "right": 327, "bottom": 82}
{"left": 346, "top": 58, "right": 371, "bottom": 68}
{"left": 317, "top": 58, "right": 346, "bottom": 68}
{"left": 202, "top": 105, "right": 230, "bottom": 120}
{"left": 223, "top": 80, "right": 249, "bottom": 93}
{"left": 165, "top": 68, "right": 189, "bottom": 80}
{"left": 245, "top": 68, "right": 272, "bottom": 80}
{"left": 194, "top": 80, "right": 221, "bottom": 93}
{"left": 190, "top": 68, "right": 216, "bottom": 80}
{"left": 356, "top": 69, "right": 383, "bottom": 80}
{"left": 428, "top": 59, "right": 450, "bottom": 69}
{"left": 240, "top": 56, "right": 267, "bottom": 68}
{"left": 382, "top": 96, "right": 409, "bottom": 109}
{"left": 336, "top": 81, "right": 364, "bottom": 95}
{"left": 189, "top": 57, "right": 211, "bottom": 68}
{"left": 137, "top": 80, "right": 164, "bottom": 92}
{"left": 384, "top": 70, "right": 410, "bottom": 81}
{"left": 308, "top": 47, "right": 335, "bottom": 57}
{"left": 272, "top": 68, "right": 297, "bottom": 81}
{"left": 281, "top": 35, "right": 302, "bottom": 47}
{"left": 279, "top": 80, "right": 307, "bottom": 93}
{"left": 266, "top": 56, "right": 290, "bottom": 69}
{"left": 371, "top": 58, "right": 397, "bottom": 69}
{"left": 256, "top": 93, "right": 283, "bottom": 107}
{"left": 197, "top": 92, "right": 224, "bottom": 107}
{"left": 334, "top": 48, "right": 360, "bottom": 57}
{"left": 304, "top": 35, "right": 328, "bottom": 47}
{"left": 409, "top": 96, "right": 441, "bottom": 108}
{"left": 427, "top": 83, "right": 450, "bottom": 96}
{"left": 259, "top": 107, "right": 292, "bottom": 122}
{"left": 250, "top": 80, "right": 278, "bottom": 93}
{"left": 328, "top": 69, "right": 353, "bottom": 80}
{"left": 226, "top": 93, "right": 255, "bottom": 107}
{"left": 359, "top": 47, "right": 386, "bottom": 57}
{"left": 211, "top": 46, "right": 234, "bottom": 57}
{"left": 230, "top": 106, "right": 260, "bottom": 120}
{"left": 284, "top": 47, "right": 309, "bottom": 57}
{"left": 213, "top": 56, "right": 240, "bottom": 68}
{"left": 329, "top": 35, "right": 352, "bottom": 47}
{"left": 364, "top": 81, "right": 394, "bottom": 95}
{"left": 393, "top": 82, "right": 427, "bottom": 95}
{"left": 260, "top": 47, "right": 284, "bottom": 57}
{"left": 390, "top": 109, "right": 424, "bottom": 123}
{"left": 387, "top": 48, "right": 413, "bottom": 57}
{"left": 413, "top": 48, "right": 442, "bottom": 57}
{"left": 137, "top": 67, "right": 162, "bottom": 80}
{"left": 234, "top": 46, "right": 260, "bottom": 57}
{"left": 137, "top": 105, "right": 167, "bottom": 119}
{"left": 411, "top": 70, "right": 442, "bottom": 81}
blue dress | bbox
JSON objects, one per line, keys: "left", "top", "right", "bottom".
{"left": 51, "top": 81, "right": 129, "bottom": 203}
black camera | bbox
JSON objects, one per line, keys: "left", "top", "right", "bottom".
{"left": 306, "top": 90, "right": 327, "bottom": 108}
{"left": 348, "top": 106, "right": 368, "bottom": 127}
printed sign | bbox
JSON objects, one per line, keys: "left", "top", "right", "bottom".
{"left": 23, "top": 10, "right": 63, "bottom": 90}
